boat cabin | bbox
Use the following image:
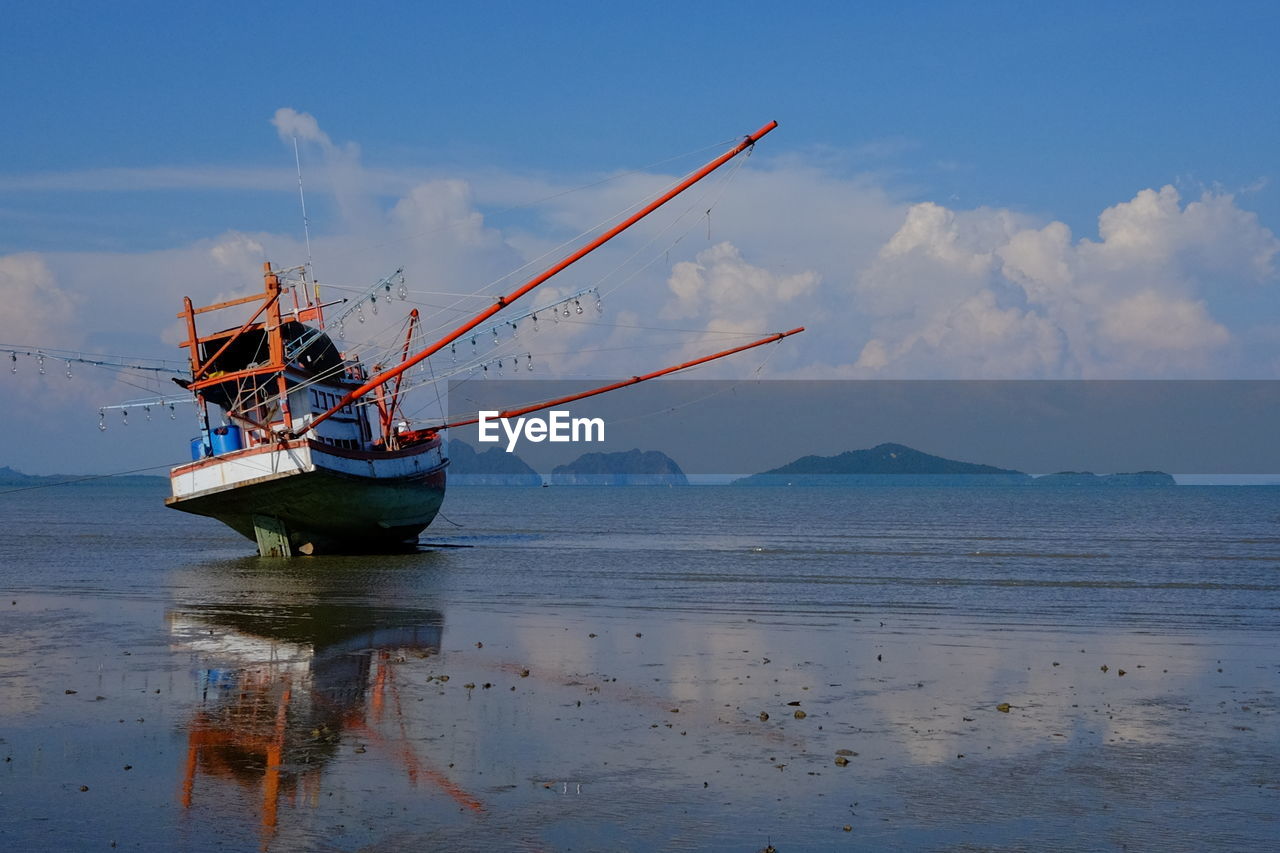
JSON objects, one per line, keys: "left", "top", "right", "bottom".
{"left": 179, "top": 263, "right": 382, "bottom": 458}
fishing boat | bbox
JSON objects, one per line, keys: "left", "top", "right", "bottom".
{"left": 165, "top": 264, "right": 449, "bottom": 556}
{"left": 164, "top": 121, "right": 801, "bottom": 556}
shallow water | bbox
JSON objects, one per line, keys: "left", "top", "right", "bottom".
{"left": 1, "top": 484, "right": 1277, "bottom": 850}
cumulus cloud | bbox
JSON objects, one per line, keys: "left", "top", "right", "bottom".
{"left": 1100, "top": 290, "right": 1229, "bottom": 351}
{"left": 0, "top": 253, "right": 78, "bottom": 344}
{"left": 209, "top": 232, "right": 266, "bottom": 273}
{"left": 385, "top": 178, "right": 529, "bottom": 304}
{"left": 1090, "top": 186, "right": 1278, "bottom": 279}
{"left": 391, "top": 180, "right": 485, "bottom": 238}
{"left": 0, "top": 253, "right": 94, "bottom": 412}
{"left": 272, "top": 108, "right": 376, "bottom": 232}
{"left": 853, "top": 290, "right": 1067, "bottom": 378}
{"left": 666, "top": 241, "right": 818, "bottom": 333}
{"left": 850, "top": 186, "right": 1279, "bottom": 378}
{"left": 271, "top": 108, "right": 332, "bottom": 148}
{"left": 8, "top": 108, "right": 1280, "bottom": 472}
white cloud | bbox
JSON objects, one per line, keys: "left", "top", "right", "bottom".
{"left": 383, "top": 178, "right": 532, "bottom": 315}
{"left": 854, "top": 290, "right": 1067, "bottom": 378}
{"left": 273, "top": 108, "right": 377, "bottom": 232}
{"left": 1087, "top": 185, "right": 1279, "bottom": 280}
{"left": 271, "top": 107, "right": 332, "bottom": 148}
{"left": 0, "top": 253, "right": 133, "bottom": 424}
{"left": 5, "top": 110, "right": 1280, "bottom": 472}
{"left": 1099, "top": 290, "right": 1229, "bottom": 352}
{"left": 665, "top": 241, "right": 818, "bottom": 333}
{"left": 0, "top": 253, "right": 78, "bottom": 345}
{"left": 850, "top": 185, "right": 1279, "bottom": 378}
{"left": 209, "top": 232, "right": 266, "bottom": 273}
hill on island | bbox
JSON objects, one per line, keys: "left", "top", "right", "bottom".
{"left": 0, "top": 466, "right": 71, "bottom": 486}
{"left": 1031, "top": 471, "right": 1177, "bottom": 487}
{"left": 733, "top": 444, "right": 1176, "bottom": 486}
{"left": 446, "top": 440, "right": 542, "bottom": 486}
{"left": 551, "top": 449, "right": 688, "bottom": 486}
{"left": 0, "top": 466, "right": 165, "bottom": 488}
{"left": 733, "top": 443, "right": 1031, "bottom": 486}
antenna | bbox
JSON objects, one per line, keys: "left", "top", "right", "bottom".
{"left": 293, "top": 135, "right": 315, "bottom": 280}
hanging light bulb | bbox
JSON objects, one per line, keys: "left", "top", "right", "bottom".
{"left": 492, "top": 327, "right": 499, "bottom": 345}
{"left": 562, "top": 304, "right": 571, "bottom": 318}
{"left": 575, "top": 299, "right": 583, "bottom": 315}
{"left": 497, "top": 359, "right": 503, "bottom": 370}
{"left": 8, "top": 352, "right": 15, "bottom": 374}
{"left": 511, "top": 322, "right": 518, "bottom": 339}
{"left": 526, "top": 354, "right": 533, "bottom": 371}
{"left": 370, "top": 295, "right": 378, "bottom": 316}
{"left": 397, "top": 281, "right": 408, "bottom": 300}
{"left": 595, "top": 291, "right": 603, "bottom": 314}
{"left": 471, "top": 335, "right": 478, "bottom": 351}
{"left": 65, "top": 360, "right": 73, "bottom": 379}
{"left": 121, "top": 409, "right": 129, "bottom": 426}
{"left": 37, "top": 354, "right": 45, "bottom": 375}
{"left": 450, "top": 342, "right": 457, "bottom": 362}
{"left": 531, "top": 312, "right": 539, "bottom": 331}
{"left": 98, "top": 410, "right": 106, "bottom": 431}
{"left": 337, "top": 320, "right": 345, "bottom": 339}
{"left": 169, "top": 404, "right": 176, "bottom": 420}
{"left": 144, "top": 406, "right": 152, "bottom": 422}
{"left": 356, "top": 305, "right": 366, "bottom": 324}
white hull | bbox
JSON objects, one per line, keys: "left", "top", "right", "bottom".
{"left": 166, "top": 438, "right": 447, "bottom": 555}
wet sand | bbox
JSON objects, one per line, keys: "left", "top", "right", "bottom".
{"left": 2, "top": 484, "right": 1279, "bottom": 850}
{"left": 2, "top": 589, "right": 1276, "bottom": 851}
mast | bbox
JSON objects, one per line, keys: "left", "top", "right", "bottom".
{"left": 300, "top": 120, "right": 779, "bottom": 436}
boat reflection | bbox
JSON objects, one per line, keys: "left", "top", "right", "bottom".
{"left": 169, "top": 599, "right": 478, "bottom": 849}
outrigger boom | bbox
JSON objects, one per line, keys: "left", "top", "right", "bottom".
{"left": 419, "top": 326, "right": 805, "bottom": 438}
{"left": 301, "top": 120, "right": 779, "bottom": 436}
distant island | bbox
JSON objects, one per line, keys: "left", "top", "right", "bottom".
{"left": 732, "top": 443, "right": 1175, "bottom": 487}
{"left": 446, "top": 440, "right": 542, "bottom": 486}
{"left": 2, "top": 445, "right": 1179, "bottom": 491}
{"left": 1031, "top": 471, "right": 1177, "bottom": 487}
{"left": 733, "top": 443, "right": 1029, "bottom": 486}
{"left": 551, "top": 449, "right": 688, "bottom": 486}
{"left": 0, "top": 466, "right": 165, "bottom": 487}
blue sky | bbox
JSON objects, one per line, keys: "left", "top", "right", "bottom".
{"left": 5, "top": 2, "right": 1277, "bottom": 245}
{"left": 2, "top": 1, "right": 1279, "bottom": 472}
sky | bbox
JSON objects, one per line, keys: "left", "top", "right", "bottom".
{"left": 1, "top": 1, "right": 1279, "bottom": 474}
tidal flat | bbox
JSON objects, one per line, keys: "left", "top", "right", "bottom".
{"left": 1, "top": 483, "right": 1277, "bottom": 850}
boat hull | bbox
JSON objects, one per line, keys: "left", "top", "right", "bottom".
{"left": 166, "top": 438, "right": 447, "bottom": 555}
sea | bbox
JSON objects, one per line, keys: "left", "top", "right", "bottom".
{"left": 1, "top": 482, "right": 1277, "bottom": 851}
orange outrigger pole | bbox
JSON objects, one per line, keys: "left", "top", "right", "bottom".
{"left": 419, "top": 326, "right": 805, "bottom": 436}
{"left": 300, "top": 120, "right": 779, "bottom": 436}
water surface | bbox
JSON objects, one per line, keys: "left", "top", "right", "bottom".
{"left": 1, "top": 484, "right": 1276, "bottom": 850}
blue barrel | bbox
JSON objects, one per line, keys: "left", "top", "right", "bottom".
{"left": 210, "top": 425, "right": 243, "bottom": 455}
{"left": 189, "top": 436, "right": 210, "bottom": 460}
